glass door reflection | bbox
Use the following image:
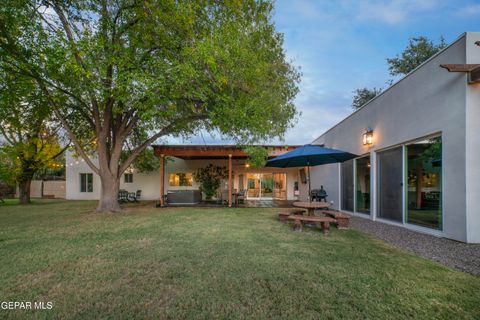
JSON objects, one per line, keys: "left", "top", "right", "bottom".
{"left": 406, "top": 137, "right": 442, "bottom": 230}
{"left": 355, "top": 156, "right": 371, "bottom": 214}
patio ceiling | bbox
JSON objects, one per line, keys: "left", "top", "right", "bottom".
{"left": 152, "top": 145, "right": 299, "bottom": 160}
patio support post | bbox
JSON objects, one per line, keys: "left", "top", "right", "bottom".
{"left": 228, "top": 154, "right": 232, "bottom": 207}
{"left": 160, "top": 154, "right": 165, "bottom": 206}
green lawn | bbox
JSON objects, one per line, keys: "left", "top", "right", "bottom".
{"left": 0, "top": 200, "right": 479, "bottom": 319}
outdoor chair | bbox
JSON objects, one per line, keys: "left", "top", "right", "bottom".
{"left": 118, "top": 190, "right": 129, "bottom": 203}
{"left": 128, "top": 190, "right": 141, "bottom": 202}
{"left": 236, "top": 189, "right": 247, "bottom": 204}
{"left": 221, "top": 190, "right": 229, "bottom": 205}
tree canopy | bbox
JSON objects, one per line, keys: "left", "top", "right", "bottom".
{"left": 387, "top": 36, "right": 446, "bottom": 76}
{"left": 0, "top": 0, "right": 300, "bottom": 211}
{"left": 351, "top": 35, "right": 446, "bottom": 112}
{"left": 351, "top": 87, "right": 382, "bottom": 110}
{"left": 0, "top": 71, "right": 65, "bottom": 203}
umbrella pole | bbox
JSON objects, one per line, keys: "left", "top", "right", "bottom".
{"left": 307, "top": 164, "right": 312, "bottom": 202}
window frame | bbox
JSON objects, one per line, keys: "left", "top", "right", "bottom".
{"left": 80, "top": 173, "right": 93, "bottom": 193}
{"left": 124, "top": 173, "right": 133, "bottom": 183}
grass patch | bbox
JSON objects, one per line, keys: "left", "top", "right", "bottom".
{"left": 0, "top": 200, "right": 479, "bottom": 319}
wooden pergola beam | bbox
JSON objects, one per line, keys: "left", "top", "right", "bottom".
{"left": 152, "top": 145, "right": 299, "bottom": 158}
{"left": 440, "top": 64, "right": 480, "bottom": 72}
{"left": 440, "top": 64, "right": 480, "bottom": 84}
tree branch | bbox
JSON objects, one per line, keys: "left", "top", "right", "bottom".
{"left": 49, "top": 1, "right": 102, "bottom": 131}
{"left": 118, "top": 115, "right": 207, "bottom": 175}
{"left": 36, "top": 80, "right": 100, "bottom": 175}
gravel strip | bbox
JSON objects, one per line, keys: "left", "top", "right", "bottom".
{"left": 349, "top": 216, "right": 480, "bottom": 276}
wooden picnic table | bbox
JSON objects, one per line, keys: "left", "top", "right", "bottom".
{"left": 293, "top": 201, "right": 330, "bottom": 216}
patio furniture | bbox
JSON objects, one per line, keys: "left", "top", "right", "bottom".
{"left": 128, "top": 190, "right": 142, "bottom": 202}
{"left": 220, "top": 189, "right": 239, "bottom": 205}
{"left": 292, "top": 201, "right": 330, "bottom": 216}
{"left": 278, "top": 209, "right": 306, "bottom": 223}
{"left": 221, "top": 190, "right": 229, "bottom": 205}
{"left": 287, "top": 215, "right": 336, "bottom": 234}
{"left": 167, "top": 190, "right": 202, "bottom": 204}
{"left": 310, "top": 186, "right": 328, "bottom": 202}
{"left": 322, "top": 210, "right": 351, "bottom": 229}
{"left": 236, "top": 189, "right": 247, "bottom": 204}
{"left": 118, "top": 190, "right": 129, "bottom": 203}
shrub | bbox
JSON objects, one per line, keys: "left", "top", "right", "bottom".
{"left": 193, "top": 165, "right": 228, "bottom": 200}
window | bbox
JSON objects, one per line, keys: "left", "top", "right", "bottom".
{"left": 124, "top": 173, "right": 133, "bottom": 183}
{"left": 80, "top": 173, "right": 93, "bottom": 192}
{"left": 169, "top": 173, "right": 193, "bottom": 186}
{"left": 406, "top": 136, "right": 442, "bottom": 230}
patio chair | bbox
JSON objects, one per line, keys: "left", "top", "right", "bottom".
{"left": 118, "top": 190, "right": 129, "bottom": 203}
{"left": 221, "top": 190, "right": 229, "bottom": 205}
{"left": 128, "top": 190, "right": 141, "bottom": 202}
{"left": 236, "top": 189, "right": 247, "bottom": 204}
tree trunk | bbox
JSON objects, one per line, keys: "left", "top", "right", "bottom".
{"left": 18, "top": 179, "right": 32, "bottom": 205}
{"left": 96, "top": 173, "right": 121, "bottom": 212}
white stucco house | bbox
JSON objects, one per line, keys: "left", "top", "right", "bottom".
{"left": 66, "top": 32, "right": 480, "bottom": 243}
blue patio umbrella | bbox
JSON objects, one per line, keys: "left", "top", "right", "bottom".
{"left": 265, "top": 144, "right": 357, "bottom": 201}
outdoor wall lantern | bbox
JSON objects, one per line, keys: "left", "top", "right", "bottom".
{"left": 362, "top": 128, "right": 374, "bottom": 145}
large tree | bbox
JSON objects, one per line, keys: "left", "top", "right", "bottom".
{"left": 0, "top": 72, "right": 66, "bottom": 204}
{"left": 0, "top": 0, "right": 299, "bottom": 212}
{"left": 387, "top": 36, "right": 446, "bottom": 76}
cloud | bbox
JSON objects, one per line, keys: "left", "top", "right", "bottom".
{"left": 344, "top": 0, "right": 443, "bottom": 25}
{"left": 456, "top": 4, "right": 480, "bottom": 16}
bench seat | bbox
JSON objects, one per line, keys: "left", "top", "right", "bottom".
{"left": 278, "top": 209, "right": 305, "bottom": 223}
{"left": 322, "top": 210, "right": 351, "bottom": 229}
{"left": 287, "top": 215, "right": 337, "bottom": 234}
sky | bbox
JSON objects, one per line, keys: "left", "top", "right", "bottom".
{"left": 168, "top": 0, "right": 480, "bottom": 145}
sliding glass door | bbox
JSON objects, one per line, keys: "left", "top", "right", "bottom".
{"left": 356, "top": 156, "right": 371, "bottom": 214}
{"left": 341, "top": 160, "right": 354, "bottom": 211}
{"left": 406, "top": 137, "right": 442, "bottom": 230}
{"left": 247, "top": 173, "right": 286, "bottom": 199}
{"left": 377, "top": 147, "right": 403, "bottom": 222}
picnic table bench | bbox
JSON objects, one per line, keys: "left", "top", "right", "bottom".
{"left": 322, "top": 210, "right": 351, "bottom": 229}
{"left": 287, "top": 215, "right": 337, "bottom": 234}
{"left": 278, "top": 209, "right": 306, "bottom": 223}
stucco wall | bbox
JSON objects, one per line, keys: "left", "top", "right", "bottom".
{"left": 465, "top": 33, "right": 480, "bottom": 243}
{"left": 310, "top": 33, "right": 480, "bottom": 242}
{"left": 43, "top": 181, "right": 66, "bottom": 198}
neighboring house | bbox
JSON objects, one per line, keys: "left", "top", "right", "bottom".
{"left": 308, "top": 32, "right": 480, "bottom": 243}
{"left": 66, "top": 145, "right": 301, "bottom": 204}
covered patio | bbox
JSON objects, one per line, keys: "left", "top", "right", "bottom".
{"left": 152, "top": 145, "right": 300, "bottom": 207}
